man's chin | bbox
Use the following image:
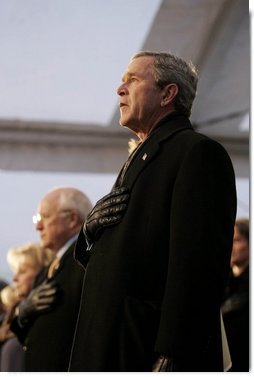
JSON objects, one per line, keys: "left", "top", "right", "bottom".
{"left": 119, "top": 115, "right": 131, "bottom": 127}
{"left": 120, "top": 119, "right": 131, "bottom": 130}
{"left": 119, "top": 118, "right": 125, "bottom": 127}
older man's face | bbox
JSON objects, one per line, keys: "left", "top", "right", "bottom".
{"left": 34, "top": 193, "right": 72, "bottom": 253}
{"left": 117, "top": 56, "right": 164, "bottom": 139}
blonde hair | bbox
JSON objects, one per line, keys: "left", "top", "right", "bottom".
{"left": 0, "top": 285, "right": 17, "bottom": 308}
{"left": 128, "top": 138, "right": 141, "bottom": 155}
{"left": 7, "top": 242, "right": 54, "bottom": 274}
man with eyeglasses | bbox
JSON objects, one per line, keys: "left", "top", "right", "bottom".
{"left": 10, "top": 186, "right": 93, "bottom": 371}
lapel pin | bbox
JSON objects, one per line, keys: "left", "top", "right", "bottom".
{"left": 142, "top": 153, "right": 148, "bottom": 161}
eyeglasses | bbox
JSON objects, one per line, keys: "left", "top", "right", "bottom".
{"left": 32, "top": 210, "right": 72, "bottom": 225}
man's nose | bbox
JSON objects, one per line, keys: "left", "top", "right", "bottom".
{"left": 35, "top": 221, "right": 43, "bottom": 231}
{"left": 117, "top": 83, "right": 127, "bottom": 96}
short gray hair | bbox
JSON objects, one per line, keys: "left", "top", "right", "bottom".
{"left": 132, "top": 51, "right": 198, "bottom": 118}
{"left": 53, "top": 187, "right": 93, "bottom": 224}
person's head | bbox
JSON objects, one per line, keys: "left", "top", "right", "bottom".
{"left": 33, "top": 187, "right": 93, "bottom": 253}
{"left": 7, "top": 242, "right": 53, "bottom": 299}
{"left": 117, "top": 51, "right": 198, "bottom": 140}
{"left": 231, "top": 218, "right": 249, "bottom": 269}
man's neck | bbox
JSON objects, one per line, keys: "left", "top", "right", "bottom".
{"left": 55, "top": 233, "right": 79, "bottom": 259}
{"left": 137, "top": 111, "right": 179, "bottom": 141}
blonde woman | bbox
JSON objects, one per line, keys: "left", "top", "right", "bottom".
{"left": 0, "top": 285, "right": 18, "bottom": 342}
{"left": 0, "top": 242, "right": 53, "bottom": 372}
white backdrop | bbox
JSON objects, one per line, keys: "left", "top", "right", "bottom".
{"left": 0, "top": 170, "right": 249, "bottom": 282}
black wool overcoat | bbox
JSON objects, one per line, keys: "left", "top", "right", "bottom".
{"left": 11, "top": 241, "right": 85, "bottom": 372}
{"left": 69, "top": 113, "right": 237, "bottom": 372}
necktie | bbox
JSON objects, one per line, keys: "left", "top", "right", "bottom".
{"left": 47, "top": 257, "right": 60, "bottom": 279}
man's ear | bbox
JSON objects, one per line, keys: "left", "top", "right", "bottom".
{"left": 69, "top": 211, "right": 80, "bottom": 230}
{"left": 161, "top": 83, "right": 178, "bottom": 107}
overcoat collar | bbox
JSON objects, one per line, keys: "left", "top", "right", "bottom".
{"left": 115, "top": 112, "right": 193, "bottom": 189}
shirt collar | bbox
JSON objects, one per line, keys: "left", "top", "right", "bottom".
{"left": 56, "top": 234, "right": 79, "bottom": 260}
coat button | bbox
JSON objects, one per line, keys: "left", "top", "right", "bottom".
{"left": 23, "top": 346, "right": 27, "bottom": 351}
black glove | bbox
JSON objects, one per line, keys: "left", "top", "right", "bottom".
{"left": 83, "top": 186, "right": 130, "bottom": 243}
{"left": 152, "top": 355, "right": 174, "bottom": 372}
{"left": 17, "top": 281, "right": 58, "bottom": 325}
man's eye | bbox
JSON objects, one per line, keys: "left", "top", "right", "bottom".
{"left": 41, "top": 214, "right": 50, "bottom": 220}
{"left": 127, "top": 77, "right": 137, "bottom": 83}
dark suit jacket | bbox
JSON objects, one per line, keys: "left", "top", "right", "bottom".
{"left": 69, "top": 113, "right": 237, "bottom": 372}
{"left": 11, "top": 240, "right": 85, "bottom": 372}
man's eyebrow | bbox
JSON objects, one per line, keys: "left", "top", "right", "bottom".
{"left": 121, "top": 72, "right": 135, "bottom": 82}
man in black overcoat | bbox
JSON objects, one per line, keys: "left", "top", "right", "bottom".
{"left": 11, "top": 187, "right": 92, "bottom": 371}
{"left": 69, "top": 52, "right": 237, "bottom": 372}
